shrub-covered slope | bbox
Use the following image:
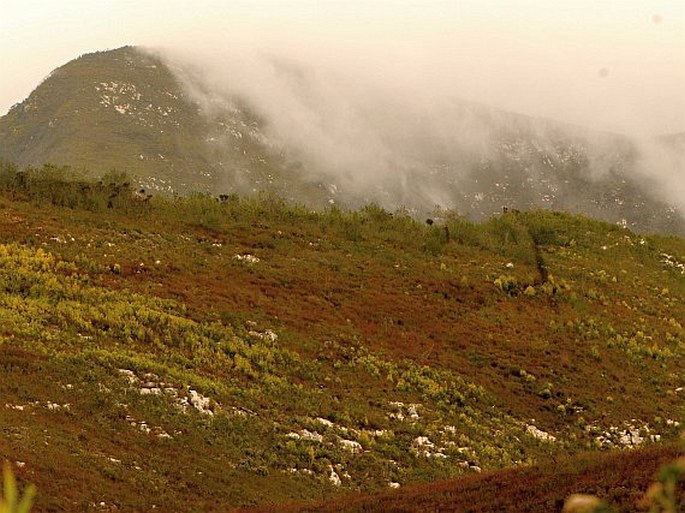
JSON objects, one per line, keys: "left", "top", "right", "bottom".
{"left": 0, "top": 167, "right": 683, "bottom": 511}
{"left": 0, "top": 46, "right": 297, "bottom": 197}
{"left": 248, "top": 444, "right": 683, "bottom": 513}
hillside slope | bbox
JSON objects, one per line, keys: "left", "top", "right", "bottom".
{"left": 0, "top": 47, "right": 683, "bottom": 235}
{"left": 247, "top": 444, "right": 683, "bottom": 513}
{"left": 0, "top": 168, "right": 683, "bottom": 511}
{"left": 0, "top": 46, "right": 305, "bottom": 199}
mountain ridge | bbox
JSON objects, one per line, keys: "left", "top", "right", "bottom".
{"left": 0, "top": 45, "right": 683, "bottom": 238}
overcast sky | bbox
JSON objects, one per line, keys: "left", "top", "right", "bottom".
{"left": 1, "top": 1, "right": 683, "bottom": 135}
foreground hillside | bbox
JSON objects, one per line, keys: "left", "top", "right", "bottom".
{"left": 0, "top": 165, "right": 683, "bottom": 511}
{"left": 247, "top": 444, "right": 683, "bottom": 512}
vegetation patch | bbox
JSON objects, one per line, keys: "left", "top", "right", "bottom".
{"left": 0, "top": 164, "right": 683, "bottom": 511}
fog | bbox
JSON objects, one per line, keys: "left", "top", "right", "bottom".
{"left": 150, "top": 34, "right": 684, "bottom": 216}
{"left": 633, "top": 136, "right": 685, "bottom": 212}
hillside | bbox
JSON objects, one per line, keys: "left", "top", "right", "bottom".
{"left": 0, "top": 47, "right": 684, "bottom": 236}
{"left": 0, "top": 165, "right": 683, "bottom": 511}
{"left": 247, "top": 444, "right": 683, "bottom": 512}
{"left": 0, "top": 46, "right": 306, "bottom": 200}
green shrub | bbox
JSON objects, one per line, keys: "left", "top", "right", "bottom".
{"left": 493, "top": 274, "right": 519, "bottom": 296}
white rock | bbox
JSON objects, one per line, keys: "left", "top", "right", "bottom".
{"left": 328, "top": 467, "right": 341, "bottom": 486}
{"left": 407, "top": 404, "right": 420, "bottom": 420}
{"left": 234, "top": 254, "right": 260, "bottom": 264}
{"left": 118, "top": 369, "right": 139, "bottom": 384}
{"left": 315, "top": 417, "right": 335, "bottom": 428}
{"left": 619, "top": 429, "right": 642, "bottom": 446}
{"left": 248, "top": 329, "right": 278, "bottom": 342}
{"left": 389, "top": 482, "right": 401, "bottom": 489}
{"left": 526, "top": 424, "right": 556, "bottom": 443}
{"left": 412, "top": 436, "right": 448, "bottom": 458}
{"left": 46, "top": 402, "right": 70, "bottom": 411}
{"left": 289, "top": 468, "right": 314, "bottom": 476}
{"left": 299, "top": 429, "right": 323, "bottom": 443}
{"left": 340, "top": 439, "right": 363, "bottom": 453}
{"left": 414, "top": 436, "right": 434, "bottom": 448}
{"left": 188, "top": 390, "right": 213, "bottom": 415}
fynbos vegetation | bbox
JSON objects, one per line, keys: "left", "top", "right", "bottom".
{"left": 0, "top": 163, "right": 683, "bottom": 511}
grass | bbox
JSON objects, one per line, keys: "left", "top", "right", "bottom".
{"left": 0, "top": 163, "right": 683, "bottom": 511}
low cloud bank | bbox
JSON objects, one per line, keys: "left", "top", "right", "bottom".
{"left": 150, "top": 42, "right": 685, "bottom": 216}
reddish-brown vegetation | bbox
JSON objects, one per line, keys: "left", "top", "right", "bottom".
{"left": 246, "top": 445, "right": 682, "bottom": 513}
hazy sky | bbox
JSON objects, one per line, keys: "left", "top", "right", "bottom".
{"left": 1, "top": 1, "right": 684, "bottom": 134}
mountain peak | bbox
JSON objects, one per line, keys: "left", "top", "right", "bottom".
{"left": 0, "top": 47, "right": 683, "bottom": 236}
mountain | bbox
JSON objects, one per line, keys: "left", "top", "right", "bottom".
{"left": 0, "top": 47, "right": 270, "bottom": 194}
{"left": 0, "top": 171, "right": 683, "bottom": 511}
{"left": 1, "top": 46, "right": 683, "bottom": 236}
{"left": 0, "top": 46, "right": 327, "bottom": 204}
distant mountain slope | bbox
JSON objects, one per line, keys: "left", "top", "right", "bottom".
{"left": 0, "top": 46, "right": 306, "bottom": 198}
{"left": 0, "top": 46, "right": 683, "bottom": 235}
{"left": 0, "top": 47, "right": 210, "bottom": 190}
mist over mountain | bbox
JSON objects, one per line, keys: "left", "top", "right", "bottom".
{"left": 0, "top": 45, "right": 683, "bottom": 235}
